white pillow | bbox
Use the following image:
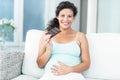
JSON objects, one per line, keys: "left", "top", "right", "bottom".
{"left": 22, "top": 29, "right": 44, "bottom": 78}
{"left": 83, "top": 33, "right": 120, "bottom": 79}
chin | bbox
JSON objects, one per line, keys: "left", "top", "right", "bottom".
{"left": 63, "top": 27, "right": 70, "bottom": 30}
{"left": 63, "top": 25, "right": 70, "bottom": 28}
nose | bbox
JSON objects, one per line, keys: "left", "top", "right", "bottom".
{"left": 64, "top": 16, "right": 68, "bottom": 21}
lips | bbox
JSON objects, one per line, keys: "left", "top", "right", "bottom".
{"left": 62, "top": 22, "right": 70, "bottom": 26}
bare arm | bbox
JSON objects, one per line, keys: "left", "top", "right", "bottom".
{"left": 37, "top": 33, "right": 52, "bottom": 68}
{"left": 71, "top": 32, "right": 90, "bottom": 73}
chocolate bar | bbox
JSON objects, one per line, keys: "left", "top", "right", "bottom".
{"left": 46, "top": 27, "right": 61, "bottom": 38}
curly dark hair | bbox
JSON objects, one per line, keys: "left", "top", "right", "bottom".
{"left": 46, "top": 1, "right": 78, "bottom": 31}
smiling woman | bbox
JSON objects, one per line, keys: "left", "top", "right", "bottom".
{"left": 37, "top": 1, "right": 90, "bottom": 80}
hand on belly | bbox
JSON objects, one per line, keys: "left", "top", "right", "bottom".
{"left": 51, "top": 61, "right": 72, "bottom": 76}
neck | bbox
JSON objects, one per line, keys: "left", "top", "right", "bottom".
{"left": 60, "top": 28, "right": 73, "bottom": 34}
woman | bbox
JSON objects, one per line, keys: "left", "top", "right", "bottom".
{"left": 37, "top": 1, "right": 90, "bottom": 80}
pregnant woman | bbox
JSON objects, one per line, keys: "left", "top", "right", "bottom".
{"left": 37, "top": 1, "right": 90, "bottom": 80}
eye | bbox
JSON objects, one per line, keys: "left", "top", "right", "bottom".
{"left": 60, "top": 14, "right": 65, "bottom": 17}
{"left": 68, "top": 15, "right": 72, "bottom": 18}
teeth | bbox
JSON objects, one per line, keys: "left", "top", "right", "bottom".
{"left": 63, "top": 23, "right": 68, "bottom": 25}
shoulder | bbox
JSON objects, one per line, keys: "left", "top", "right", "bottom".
{"left": 77, "top": 32, "right": 86, "bottom": 39}
{"left": 77, "top": 32, "right": 88, "bottom": 44}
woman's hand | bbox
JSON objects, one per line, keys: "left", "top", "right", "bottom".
{"left": 44, "top": 34, "right": 52, "bottom": 52}
{"left": 51, "top": 61, "right": 72, "bottom": 76}
{"left": 37, "top": 34, "right": 53, "bottom": 68}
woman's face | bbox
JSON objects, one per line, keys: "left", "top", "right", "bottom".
{"left": 57, "top": 9, "right": 75, "bottom": 30}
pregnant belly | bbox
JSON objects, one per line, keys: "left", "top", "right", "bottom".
{"left": 44, "top": 54, "right": 80, "bottom": 73}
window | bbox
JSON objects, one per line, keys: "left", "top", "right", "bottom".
{"left": 0, "top": 0, "right": 80, "bottom": 48}
{"left": 0, "top": 0, "right": 14, "bottom": 41}
{"left": 87, "top": 0, "right": 120, "bottom": 33}
{"left": 97, "top": 0, "right": 120, "bottom": 33}
{"left": 23, "top": 0, "right": 45, "bottom": 41}
{"left": 0, "top": 0, "right": 45, "bottom": 47}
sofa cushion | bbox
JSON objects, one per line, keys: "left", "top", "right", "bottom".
{"left": 0, "top": 51, "right": 24, "bottom": 80}
{"left": 83, "top": 33, "right": 120, "bottom": 79}
{"left": 22, "top": 29, "right": 44, "bottom": 78}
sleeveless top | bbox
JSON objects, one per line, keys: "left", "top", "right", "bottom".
{"left": 44, "top": 32, "right": 81, "bottom": 73}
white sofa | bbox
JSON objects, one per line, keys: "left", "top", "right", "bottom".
{"left": 0, "top": 29, "right": 120, "bottom": 80}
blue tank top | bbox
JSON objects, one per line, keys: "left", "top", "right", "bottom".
{"left": 44, "top": 33, "right": 81, "bottom": 73}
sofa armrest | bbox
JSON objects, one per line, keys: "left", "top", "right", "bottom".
{"left": 0, "top": 51, "right": 24, "bottom": 80}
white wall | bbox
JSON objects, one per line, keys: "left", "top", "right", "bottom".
{"left": 45, "top": 0, "right": 80, "bottom": 31}
{"left": 86, "top": 0, "right": 97, "bottom": 33}
{"left": 97, "top": 0, "right": 120, "bottom": 33}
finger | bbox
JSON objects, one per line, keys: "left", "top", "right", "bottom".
{"left": 51, "top": 68, "right": 56, "bottom": 73}
{"left": 51, "top": 65, "right": 58, "bottom": 71}
{"left": 51, "top": 67, "right": 59, "bottom": 75}
{"left": 58, "top": 61, "right": 65, "bottom": 66}
{"left": 52, "top": 65, "right": 58, "bottom": 69}
{"left": 45, "top": 35, "right": 51, "bottom": 41}
{"left": 53, "top": 72, "right": 59, "bottom": 76}
{"left": 46, "top": 34, "right": 52, "bottom": 39}
{"left": 51, "top": 67, "right": 57, "bottom": 72}
{"left": 45, "top": 39, "right": 52, "bottom": 45}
